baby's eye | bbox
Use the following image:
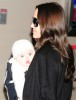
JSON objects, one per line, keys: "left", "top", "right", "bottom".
{"left": 20, "top": 55, "right": 24, "bottom": 57}
{"left": 29, "top": 53, "right": 32, "bottom": 56}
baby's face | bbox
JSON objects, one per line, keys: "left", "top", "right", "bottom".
{"left": 15, "top": 49, "right": 35, "bottom": 67}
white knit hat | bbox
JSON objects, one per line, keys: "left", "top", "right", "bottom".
{"left": 12, "top": 39, "right": 35, "bottom": 58}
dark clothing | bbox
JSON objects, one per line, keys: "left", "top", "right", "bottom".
{"left": 61, "top": 80, "right": 73, "bottom": 100}
{"left": 4, "top": 62, "right": 18, "bottom": 100}
{"left": 23, "top": 42, "right": 74, "bottom": 100}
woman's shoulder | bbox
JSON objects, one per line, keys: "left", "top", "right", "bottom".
{"left": 36, "top": 42, "right": 61, "bottom": 61}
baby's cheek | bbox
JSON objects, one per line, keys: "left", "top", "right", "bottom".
{"left": 30, "top": 56, "right": 34, "bottom": 62}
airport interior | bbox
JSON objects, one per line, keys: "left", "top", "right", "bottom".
{"left": 0, "top": 0, "right": 76, "bottom": 100}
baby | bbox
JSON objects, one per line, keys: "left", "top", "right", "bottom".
{"left": 4, "top": 39, "right": 35, "bottom": 100}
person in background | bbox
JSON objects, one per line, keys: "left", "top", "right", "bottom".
{"left": 4, "top": 39, "right": 35, "bottom": 100}
{"left": 23, "top": 2, "right": 75, "bottom": 100}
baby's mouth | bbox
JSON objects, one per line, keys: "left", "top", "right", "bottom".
{"left": 26, "top": 61, "right": 30, "bottom": 64}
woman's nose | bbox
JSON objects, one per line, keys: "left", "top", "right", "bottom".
{"left": 31, "top": 23, "right": 34, "bottom": 28}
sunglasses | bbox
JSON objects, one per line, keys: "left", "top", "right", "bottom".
{"left": 33, "top": 17, "right": 39, "bottom": 27}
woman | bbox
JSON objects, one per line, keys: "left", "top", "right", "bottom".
{"left": 23, "top": 2, "right": 75, "bottom": 100}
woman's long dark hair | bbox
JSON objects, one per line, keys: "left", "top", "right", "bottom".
{"left": 35, "top": 2, "right": 75, "bottom": 80}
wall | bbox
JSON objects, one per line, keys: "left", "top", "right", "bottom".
{"left": 0, "top": 0, "right": 76, "bottom": 100}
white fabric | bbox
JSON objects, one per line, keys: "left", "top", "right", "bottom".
{"left": 9, "top": 58, "right": 29, "bottom": 98}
